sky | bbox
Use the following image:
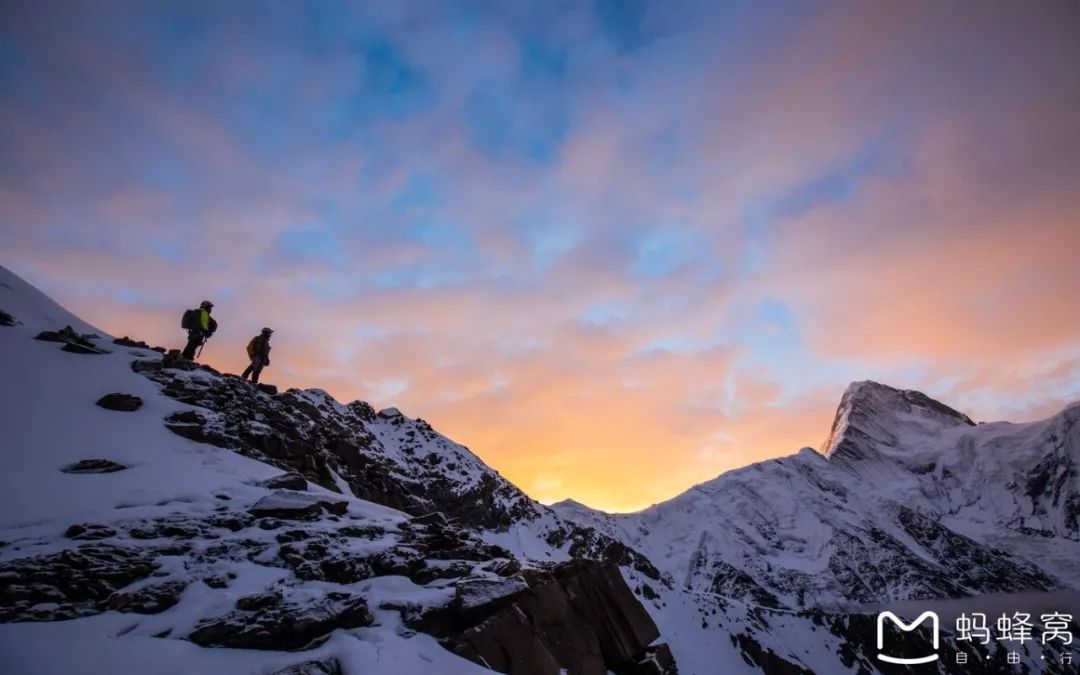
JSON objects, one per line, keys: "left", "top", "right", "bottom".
{"left": 2, "top": 1, "right": 1079, "bottom": 512}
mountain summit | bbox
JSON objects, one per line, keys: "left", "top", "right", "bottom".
{"left": 821, "top": 380, "right": 976, "bottom": 462}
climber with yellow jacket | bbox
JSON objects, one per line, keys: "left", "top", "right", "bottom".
{"left": 180, "top": 300, "right": 217, "bottom": 361}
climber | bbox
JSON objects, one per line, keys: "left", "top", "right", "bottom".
{"left": 241, "top": 327, "right": 273, "bottom": 384}
{"left": 180, "top": 300, "right": 217, "bottom": 361}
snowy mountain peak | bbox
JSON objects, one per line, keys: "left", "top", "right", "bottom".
{"left": 821, "top": 380, "right": 975, "bottom": 462}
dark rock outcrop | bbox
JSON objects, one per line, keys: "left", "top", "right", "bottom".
{"left": 412, "top": 559, "right": 672, "bottom": 675}
{"left": 895, "top": 506, "right": 1058, "bottom": 593}
{"left": 96, "top": 393, "right": 144, "bottom": 412}
{"left": 0, "top": 309, "right": 14, "bottom": 326}
{"left": 268, "top": 657, "right": 342, "bottom": 675}
{"left": 261, "top": 472, "right": 308, "bottom": 491}
{"left": 161, "top": 350, "right": 201, "bottom": 370}
{"left": 164, "top": 409, "right": 229, "bottom": 446}
{"left": 34, "top": 326, "right": 94, "bottom": 345}
{"left": 61, "top": 342, "right": 108, "bottom": 355}
{"left": 113, "top": 336, "right": 166, "bottom": 353}
{"left": 0, "top": 544, "right": 159, "bottom": 622}
{"left": 278, "top": 538, "right": 376, "bottom": 584}
{"left": 248, "top": 491, "right": 348, "bottom": 520}
{"left": 35, "top": 326, "right": 110, "bottom": 354}
{"left": 128, "top": 512, "right": 253, "bottom": 541}
{"left": 545, "top": 522, "right": 664, "bottom": 583}
{"left": 275, "top": 516, "right": 514, "bottom": 588}
{"left": 731, "top": 633, "right": 812, "bottom": 675}
{"left": 65, "top": 523, "right": 118, "bottom": 540}
{"left": 235, "top": 590, "right": 283, "bottom": 612}
{"left": 105, "top": 580, "right": 188, "bottom": 614}
{"left": 145, "top": 368, "right": 540, "bottom": 529}
{"left": 131, "top": 358, "right": 163, "bottom": 373}
{"left": 188, "top": 591, "right": 373, "bottom": 650}
{"left": 60, "top": 459, "right": 128, "bottom": 474}
{"left": 628, "top": 644, "right": 678, "bottom": 675}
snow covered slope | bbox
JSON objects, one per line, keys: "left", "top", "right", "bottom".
{"left": 556, "top": 381, "right": 1080, "bottom": 612}
{"left": 0, "top": 265, "right": 514, "bottom": 673}
{"left": 0, "top": 265, "right": 678, "bottom": 675}
{"left": 0, "top": 265, "right": 103, "bottom": 336}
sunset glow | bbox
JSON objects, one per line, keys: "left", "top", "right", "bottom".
{"left": 2, "top": 1, "right": 1079, "bottom": 512}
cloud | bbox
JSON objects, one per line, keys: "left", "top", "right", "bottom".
{"left": 2, "top": 0, "right": 1079, "bottom": 511}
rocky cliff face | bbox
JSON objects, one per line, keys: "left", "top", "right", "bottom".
{"left": 135, "top": 359, "right": 541, "bottom": 530}
{"left": 410, "top": 559, "right": 670, "bottom": 675}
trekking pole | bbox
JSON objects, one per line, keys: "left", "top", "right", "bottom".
{"left": 196, "top": 334, "right": 208, "bottom": 359}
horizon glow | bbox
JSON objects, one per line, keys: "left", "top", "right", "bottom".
{"left": 2, "top": 1, "right": 1079, "bottom": 512}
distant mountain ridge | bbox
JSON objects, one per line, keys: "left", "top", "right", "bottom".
{"left": 555, "top": 379, "right": 1080, "bottom": 613}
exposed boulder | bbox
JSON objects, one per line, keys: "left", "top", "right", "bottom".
{"left": 164, "top": 410, "right": 231, "bottom": 447}
{"left": 96, "top": 393, "right": 143, "bottom": 412}
{"left": 65, "top": 523, "right": 118, "bottom": 540}
{"left": 161, "top": 349, "right": 200, "bottom": 370}
{"left": 236, "top": 590, "right": 284, "bottom": 611}
{"left": 248, "top": 491, "right": 348, "bottom": 520}
{"left": 60, "top": 459, "right": 128, "bottom": 474}
{"left": 0, "top": 309, "right": 14, "bottom": 326}
{"left": 62, "top": 341, "right": 110, "bottom": 355}
{"left": 35, "top": 326, "right": 110, "bottom": 354}
{"left": 188, "top": 591, "right": 373, "bottom": 650}
{"left": 131, "top": 358, "right": 163, "bottom": 373}
{"left": 112, "top": 336, "right": 166, "bottom": 353}
{"left": 278, "top": 538, "right": 376, "bottom": 584}
{"left": 378, "top": 407, "right": 403, "bottom": 420}
{"left": 261, "top": 472, "right": 308, "bottom": 491}
{"left": 257, "top": 383, "right": 279, "bottom": 395}
{"left": 105, "top": 580, "right": 188, "bottom": 614}
{"left": 34, "top": 326, "right": 94, "bottom": 345}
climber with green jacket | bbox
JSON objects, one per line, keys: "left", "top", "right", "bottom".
{"left": 180, "top": 300, "right": 218, "bottom": 360}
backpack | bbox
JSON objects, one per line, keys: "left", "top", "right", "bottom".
{"left": 181, "top": 309, "right": 198, "bottom": 330}
{"left": 246, "top": 335, "right": 260, "bottom": 359}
